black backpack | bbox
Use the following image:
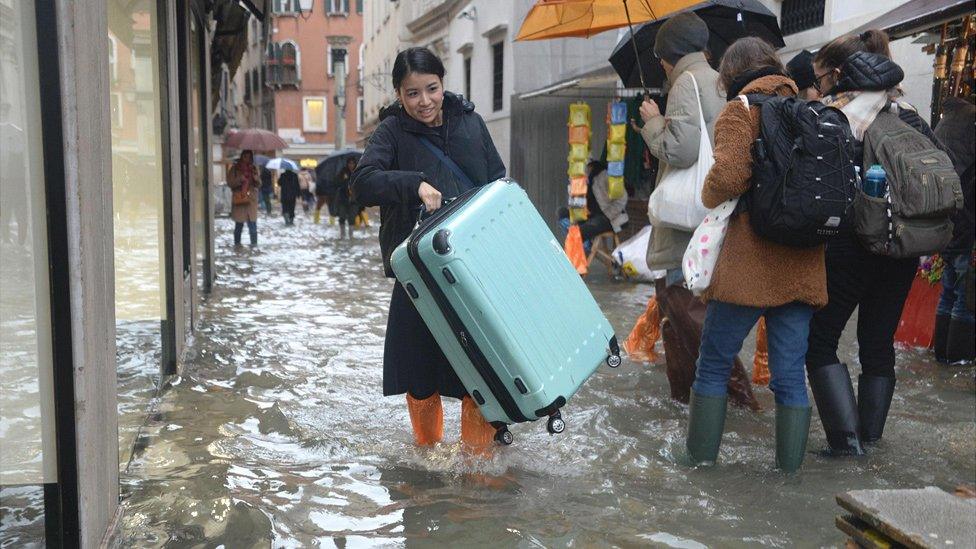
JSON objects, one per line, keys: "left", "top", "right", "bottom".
{"left": 739, "top": 94, "right": 859, "bottom": 247}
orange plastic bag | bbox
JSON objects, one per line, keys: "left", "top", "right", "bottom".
{"left": 569, "top": 176, "right": 588, "bottom": 197}
{"left": 564, "top": 225, "right": 588, "bottom": 275}
{"left": 894, "top": 273, "right": 942, "bottom": 348}
{"left": 623, "top": 296, "right": 661, "bottom": 362}
{"left": 752, "top": 316, "right": 770, "bottom": 386}
{"left": 568, "top": 125, "right": 590, "bottom": 144}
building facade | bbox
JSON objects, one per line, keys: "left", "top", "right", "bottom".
{"left": 0, "top": 0, "right": 260, "bottom": 546}
{"left": 263, "top": 0, "right": 365, "bottom": 162}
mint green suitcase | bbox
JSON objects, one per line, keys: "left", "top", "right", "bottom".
{"left": 390, "top": 180, "right": 620, "bottom": 444}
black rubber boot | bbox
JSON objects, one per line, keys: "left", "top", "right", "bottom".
{"left": 775, "top": 404, "right": 811, "bottom": 473}
{"left": 933, "top": 314, "right": 951, "bottom": 363}
{"left": 858, "top": 375, "right": 896, "bottom": 444}
{"left": 808, "top": 363, "right": 865, "bottom": 456}
{"left": 686, "top": 392, "right": 727, "bottom": 465}
{"left": 945, "top": 319, "right": 975, "bottom": 364}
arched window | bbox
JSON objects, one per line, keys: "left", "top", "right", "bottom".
{"left": 281, "top": 41, "right": 299, "bottom": 84}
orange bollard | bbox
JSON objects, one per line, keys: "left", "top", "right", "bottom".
{"left": 752, "top": 317, "right": 770, "bottom": 386}
{"left": 623, "top": 295, "right": 661, "bottom": 362}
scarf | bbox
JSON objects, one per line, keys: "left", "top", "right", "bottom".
{"left": 725, "top": 67, "right": 786, "bottom": 101}
{"left": 821, "top": 88, "right": 907, "bottom": 140}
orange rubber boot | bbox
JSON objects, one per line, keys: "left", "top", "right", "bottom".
{"left": 406, "top": 393, "right": 443, "bottom": 446}
{"left": 460, "top": 397, "right": 496, "bottom": 453}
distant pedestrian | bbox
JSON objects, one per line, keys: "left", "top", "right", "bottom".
{"left": 351, "top": 47, "right": 506, "bottom": 451}
{"left": 687, "top": 37, "right": 824, "bottom": 473}
{"left": 314, "top": 173, "right": 334, "bottom": 225}
{"left": 278, "top": 168, "right": 301, "bottom": 226}
{"left": 333, "top": 157, "right": 359, "bottom": 238}
{"left": 932, "top": 97, "right": 975, "bottom": 363}
{"left": 228, "top": 150, "right": 260, "bottom": 246}
{"left": 299, "top": 169, "right": 315, "bottom": 213}
{"left": 259, "top": 165, "right": 274, "bottom": 215}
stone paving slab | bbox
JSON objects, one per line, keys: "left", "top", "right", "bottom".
{"left": 836, "top": 487, "right": 976, "bottom": 548}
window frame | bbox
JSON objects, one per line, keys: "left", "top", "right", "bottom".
{"left": 491, "top": 41, "right": 503, "bottom": 112}
{"left": 328, "top": 0, "right": 349, "bottom": 16}
{"left": 356, "top": 96, "right": 364, "bottom": 132}
{"left": 303, "top": 96, "right": 329, "bottom": 132}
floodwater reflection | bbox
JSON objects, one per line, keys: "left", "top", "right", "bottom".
{"left": 114, "top": 215, "right": 975, "bottom": 547}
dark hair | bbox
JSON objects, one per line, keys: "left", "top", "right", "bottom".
{"left": 392, "top": 47, "right": 446, "bottom": 90}
{"left": 814, "top": 29, "right": 891, "bottom": 71}
{"left": 717, "top": 37, "right": 785, "bottom": 94}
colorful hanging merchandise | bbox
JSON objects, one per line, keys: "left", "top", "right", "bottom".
{"left": 606, "top": 101, "right": 627, "bottom": 199}
{"left": 566, "top": 102, "right": 592, "bottom": 225}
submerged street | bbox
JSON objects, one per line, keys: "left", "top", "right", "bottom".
{"left": 116, "top": 213, "right": 976, "bottom": 547}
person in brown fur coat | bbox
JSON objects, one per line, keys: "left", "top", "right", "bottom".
{"left": 685, "top": 37, "right": 827, "bottom": 474}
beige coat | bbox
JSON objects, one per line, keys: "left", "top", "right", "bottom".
{"left": 640, "top": 52, "right": 725, "bottom": 272}
{"left": 228, "top": 161, "right": 260, "bottom": 223}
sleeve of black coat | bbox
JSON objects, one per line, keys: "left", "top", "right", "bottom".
{"left": 351, "top": 120, "right": 425, "bottom": 207}
{"left": 478, "top": 115, "right": 506, "bottom": 180}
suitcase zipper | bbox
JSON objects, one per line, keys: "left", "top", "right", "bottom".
{"left": 406, "top": 185, "right": 531, "bottom": 424}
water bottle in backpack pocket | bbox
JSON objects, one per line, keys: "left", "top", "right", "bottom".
{"left": 738, "top": 94, "right": 858, "bottom": 247}
{"left": 855, "top": 110, "right": 962, "bottom": 258}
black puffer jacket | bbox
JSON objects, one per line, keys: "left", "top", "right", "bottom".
{"left": 826, "top": 51, "right": 944, "bottom": 257}
{"left": 934, "top": 97, "right": 976, "bottom": 254}
{"left": 831, "top": 52, "right": 943, "bottom": 150}
{"left": 352, "top": 92, "right": 506, "bottom": 277}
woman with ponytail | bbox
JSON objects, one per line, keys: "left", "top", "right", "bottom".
{"left": 805, "top": 29, "right": 944, "bottom": 456}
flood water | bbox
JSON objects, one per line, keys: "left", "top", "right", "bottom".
{"left": 9, "top": 209, "right": 973, "bottom": 548}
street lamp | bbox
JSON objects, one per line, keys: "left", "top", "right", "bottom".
{"left": 298, "top": 0, "right": 314, "bottom": 20}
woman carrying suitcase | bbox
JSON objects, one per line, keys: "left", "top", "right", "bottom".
{"left": 351, "top": 47, "right": 506, "bottom": 450}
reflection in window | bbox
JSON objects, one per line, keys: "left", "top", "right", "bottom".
{"left": 1, "top": 0, "right": 57, "bottom": 542}
{"left": 108, "top": 0, "right": 168, "bottom": 467}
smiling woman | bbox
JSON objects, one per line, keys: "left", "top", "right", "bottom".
{"left": 350, "top": 46, "right": 506, "bottom": 452}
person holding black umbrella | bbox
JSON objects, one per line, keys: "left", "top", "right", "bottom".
{"left": 636, "top": 12, "right": 728, "bottom": 409}
{"left": 278, "top": 168, "right": 301, "bottom": 226}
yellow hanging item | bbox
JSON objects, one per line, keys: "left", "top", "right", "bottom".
{"left": 607, "top": 141, "right": 626, "bottom": 162}
{"left": 608, "top": 124, "right": 627, "bottom": 143}
{"left": 567, "top": 160, "right": 587, "bottom": 177}
{"left": 568, "top": 102, "right": 591, "bottom": 127}
{"left": 568, "top": 143, "right": 589, "bottom": 161}
{"left": 608, "top": 176, "right": 625, "bottom": 199}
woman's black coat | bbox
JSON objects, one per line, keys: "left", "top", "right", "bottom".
{"left": 351, "top": 92, "right": 505, "bottom": 277}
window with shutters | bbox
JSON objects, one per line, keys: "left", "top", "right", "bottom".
{"left": 265, "top": 41, "right": 300, "bottom": 86}
{"left": 780, "top": 0, "right": 825, "bottom": 36}
{"left": 274, "top": 0, "right": 298, "bottom": 15}
{"left": 328, "top": 0, "right": 348, "bottom": 15}
{"left": 463, "top": 56, "right": 471, "bottom": 101}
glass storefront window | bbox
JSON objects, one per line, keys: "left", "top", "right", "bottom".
{"left": 0, "top": 0, "right": 57, "bottom": 543}
{"left": 108, "top": 0, "right": 168, "bottom": 467}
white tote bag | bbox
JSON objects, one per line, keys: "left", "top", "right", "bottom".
{"left": 647, "top": 73, "right": 714, "bottom": 231}
{"left": 682, "top": 96, "right": 750, "bottom": 295}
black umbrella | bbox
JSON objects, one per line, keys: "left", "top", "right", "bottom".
{"left": 609, "top": 0, "right": 785, "bottom": 89}
{"left": 314, "top": 148, "right": 363, "bottom": 193}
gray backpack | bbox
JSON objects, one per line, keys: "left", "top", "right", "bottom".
{"left": 854, "top": 110, "right": 962, "bottom": 258}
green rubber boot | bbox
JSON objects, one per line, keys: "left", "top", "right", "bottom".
{"left": 775, "top": 404, "right": 812, "bottom": 473}
{"left": 686, "top": 392, "right": 727, "bottom": 465}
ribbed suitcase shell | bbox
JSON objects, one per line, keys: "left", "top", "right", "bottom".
{"left": 391, "top": 180, "right": 619, "bottom": 429}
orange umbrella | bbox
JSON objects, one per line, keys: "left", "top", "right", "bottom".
{"left": 515, "top": 0, "right": 699, "bottom": 41}
{"left": 516, "top": 0, "right": 699, "bottom": 89}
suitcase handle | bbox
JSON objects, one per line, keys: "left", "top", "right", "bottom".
{"left": 415, "top": 196, "right": 458, "bottom": 227}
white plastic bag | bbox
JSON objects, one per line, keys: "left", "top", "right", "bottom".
{"left": 613, "top": 226, "right": 667, "bottom": 282}
{"left": 682, "top": 95, "right": 749, "bottom": 295}
{"left": 647, "top": 73, "right": 713, "bottom": 231}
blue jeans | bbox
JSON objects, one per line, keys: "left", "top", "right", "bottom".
{"left": 234, "top": 221, "right": 257, "bottom": 245}
{"left": 695, "top": 300, "right": 815, "bottom": 406}
{"left": 937, "top": 254, "right": 975, "bottom": 323}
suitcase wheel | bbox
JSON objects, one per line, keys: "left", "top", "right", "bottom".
{"left": 546, "top": 412, "right": 565, "bottom": 435}
{"left": 495, "top": 427, "right": 514, "bottom": 445}
{"left": 607, "top": 354, "right": 622, "bottom": 368}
